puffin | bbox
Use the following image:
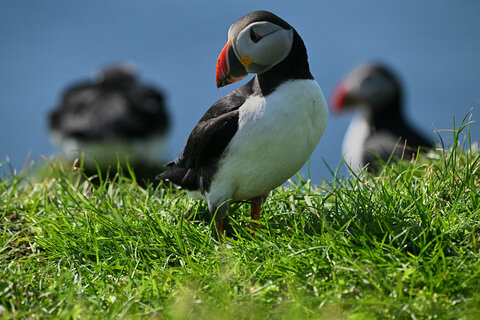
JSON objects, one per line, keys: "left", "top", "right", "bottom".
{"left": 330, "top": 62, "right": 433, "bottom": 172}
{"left": 49, "top": 64, "right": 170, "bottom": 180}
{"left": 157, "top": 10, "right": 328, "bottom": 236}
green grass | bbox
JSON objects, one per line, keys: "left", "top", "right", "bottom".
{"left": 1, "top": 115, "right": 479, "bottom": 319}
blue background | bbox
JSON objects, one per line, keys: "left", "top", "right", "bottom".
{"left": 1, "top": 1, "right": 479, "bottom": 183}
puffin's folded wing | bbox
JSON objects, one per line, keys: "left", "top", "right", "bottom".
{"left": 157, "top": 84, "right": 252, "bottom": 191}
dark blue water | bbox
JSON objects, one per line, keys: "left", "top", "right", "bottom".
{"left": 1, "top": 1, "right": 479, "bottom": 183}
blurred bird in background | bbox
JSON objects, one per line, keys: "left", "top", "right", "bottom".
{"left": 330, "top": 62, "right": 433, "bottom": 173}
{"left": 48, "top": 63, "right": 170, "bottom": 181}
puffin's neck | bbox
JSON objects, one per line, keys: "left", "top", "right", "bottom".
{"left": 254, "top": 30, "right": 313, "bottom": 96}
{"left": 366, "top": 98, "right": 405, "bottom": 129}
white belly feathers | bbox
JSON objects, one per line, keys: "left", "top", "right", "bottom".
{"left": 207, "top": 79, "right": 328, "bottom": 205}
{"left": 342, "top": 111, "right": 370, "bottom": 172}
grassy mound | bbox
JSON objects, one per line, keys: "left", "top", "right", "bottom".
{"left": 1, "top": 115, "right": 479, "bottom": 319}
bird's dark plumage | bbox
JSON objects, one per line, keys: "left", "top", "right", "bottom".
{"left": 49, "top": 65, "right": 169, "bottom": 141}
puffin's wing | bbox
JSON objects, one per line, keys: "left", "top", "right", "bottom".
{"left": 363, "top": 131, "right": 421, "bottom": 169}
{"left": 399, "top": 123, "right": 434, "bottom": 150}
{"left": 49, "top": 82, "right": 169, "bottom": 141}
{"left": 157, "top": 82, "right": 252, "bottom": 191}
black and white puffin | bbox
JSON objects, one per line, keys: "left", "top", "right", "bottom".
{"left": 157, "top": 10, "right": 328, "bottom": 235}
{"left": 49, "top": 64, "right": 170, "bottom": 179}
{"left": 330, "top": 62, "right": 433, "bottom": 172}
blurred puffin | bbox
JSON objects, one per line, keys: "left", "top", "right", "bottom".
{"left": 49, "top": 64, "right": 170, "bottom": 179}
{"left": 157, "top": 10, "right": 328, "bottom": 236}
{"left": 330, "top": 62, "right": 433, "bottom": 172}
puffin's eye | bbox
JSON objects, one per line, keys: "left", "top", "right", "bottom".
{"left": 249, "top": 28, "right": 262, "bottom": 43}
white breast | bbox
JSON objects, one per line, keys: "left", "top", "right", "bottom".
{"left": 50, "top": 131, "right": 168, "bottom": 168}
{"left": 342, "top": 111, "right": 370, "bottom": 172}
{"left": 207, "top": 79, "right": 328, "bottom": 206}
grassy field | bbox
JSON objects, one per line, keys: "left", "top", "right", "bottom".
{"left": 1, "top": 117, "right": 479, "bottom": 319}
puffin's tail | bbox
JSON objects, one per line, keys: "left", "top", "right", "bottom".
{"left": 157, "top": 164, "right": 212, "bottom": 193}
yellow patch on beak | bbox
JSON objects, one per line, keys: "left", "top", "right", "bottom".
{"left": 240, "top": 56, "right": 252, "bottom": 66}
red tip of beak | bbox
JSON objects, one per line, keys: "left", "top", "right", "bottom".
{"left": 216, "top": 40, "right": 232, "bottom": 88}
{"left": 329, "top": 82, "right": 348, "bottom": 114}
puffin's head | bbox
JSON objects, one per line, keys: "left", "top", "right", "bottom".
{"left": 330, "top": 62, "right": 402, "bottom": 114}
{"left": 215, "top": 11, "right": 295, "bottom": 88}
{"left": 96, "top": 63, "right": 137, "bottom": 87}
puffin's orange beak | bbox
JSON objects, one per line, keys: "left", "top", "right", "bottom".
{"left": 216, "top": 39, "right": 248, "bottom": 88}
{"left": 329, "top": 82, "right": 348, "bottom": 114}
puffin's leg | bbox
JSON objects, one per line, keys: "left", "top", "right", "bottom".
{"left": 250, "top": 195, "right": 267, "bottom": 228}
{"left": 215, "top": 220, "right": 224, "bottom": 238}
{"left": 209, "top": 201, "right": 229, "bottom": 239}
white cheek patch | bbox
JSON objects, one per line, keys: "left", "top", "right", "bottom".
{"left": 247, "top": 29, "right": 293, "bottom": 66}
{"left": 235, "top": 21, "right": 279, "bottom": 49}
{"left": 235, "top": 23, "right": 293, "bottom": 71}
{"left": 227, "top": 24, "right": 234, "bottom": 39}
